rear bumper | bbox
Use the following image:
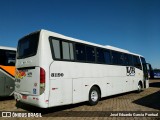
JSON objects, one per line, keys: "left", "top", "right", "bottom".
{"left": 14, "top": 92, "right": 48, "bottom": 108}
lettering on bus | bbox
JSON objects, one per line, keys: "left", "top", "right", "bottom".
{"left": 126, "top": 67, "right": 135, "bottom": 76}
{"left": 51, "top": 73, "right": 64, "bottom": 77}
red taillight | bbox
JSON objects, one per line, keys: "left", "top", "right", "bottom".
{"left": 40, "top": 67, "right": 45, "bottom": 83}
{"left": 40, "top": 67, "right": 45, "bottom": 95}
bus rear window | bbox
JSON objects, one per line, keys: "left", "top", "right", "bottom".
{"left": 17, "top": 32, "right": 39, "bottom": 59}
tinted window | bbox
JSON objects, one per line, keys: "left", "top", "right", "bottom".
{"left": 123, "top": 54, "right": 133, "bottom": 66}
{"left": 111, "top": 51, "right": 124, "bottom": 65}
{"left": 154, "top": 69, "right": 160, "bottom": 73}
{"left": 52, "top": 39, "right": 61, "bottom": 59}
{"left": 0, "top": 50, "right": 5, "bottom": 65}
{"left": 133, "top": 56, "right": 142, "bottom": 70}
{"left": 17, "top": 32, "right": 39, "bottom": 59}
{"left": 75, "top": 44, "right": 86, "bottom": 61}
{"left": 104, "top": 50, "right": 111, "bottom": 64}
{"left": 0, "top": 49, "right": 16, "bottom": 66}
{"left": 6, "top": 51, "right": 16, "bottom": 66}
{"left": 86, "top": 46, "right": 95, "bottom": 62}
{"left": 141, "top": 57, "right": 146, "bottom": 64}
{"left": 96, "top": 48, "right": 105, "bottom": 63}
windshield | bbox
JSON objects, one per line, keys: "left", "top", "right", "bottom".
{"left": 17, "top": 32, "right": 39, "bottom": 59}
{"left": 141, "top": 57, "right": 146, "bottom": 64}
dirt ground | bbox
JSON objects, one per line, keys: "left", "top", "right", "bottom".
{"left": 0, "top": 79, "right": 159, "bottom": 120}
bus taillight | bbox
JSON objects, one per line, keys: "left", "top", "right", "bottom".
{"left": 40, "top": 67, "right": 45, "bottom": 94}
{"left": 40, "top": 67, "right": 45, "bottom": 83}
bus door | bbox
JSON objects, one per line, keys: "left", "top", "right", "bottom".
{"left": 140, "top": 57, "right": 151, "bottom": 89}
{"left": 4, "top": 74, "right": 15, "bottom": 96}
{"left": 142, "top": 63, "right": 149, "bottom": 88}
{"left": 0, "top": 70, "right": 14, "bottom": 96}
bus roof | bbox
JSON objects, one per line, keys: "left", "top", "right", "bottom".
{"left": 0, "top": 46, "right": 16, "bottom": 51}
{"left": 27, "top": 29, "right": 143, "bottom": 57}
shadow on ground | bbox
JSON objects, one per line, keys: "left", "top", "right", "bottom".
{"left": 16, "top": 101, "right": 87, "bottom": 116}
{"left": 0, "top": 96, "right": 14, "bottom": 101}
{"left": 133, "top": 91, "right": 160, "bottom": 110}
{"left": 149, "top": 82, "right": 160, "bottom": 88}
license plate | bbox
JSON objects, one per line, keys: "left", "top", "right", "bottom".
{"left": 22, "top": 95, "right": 27, "bottom": 99}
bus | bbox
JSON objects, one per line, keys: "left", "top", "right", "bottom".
{"left": 14, "top": 29, "right": 151, "bottom": 108}
{"left": 0, "top": 46, "right": 16, "bottom": 97}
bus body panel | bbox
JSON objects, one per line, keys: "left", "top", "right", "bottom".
{"left": 14, "top": 92, "right": 48, "bottom": 108}
{"left": 48, "top": 61, "right": 143, "bottom": 106}
{"left": 15, "top": 31, "right": 53, "bottom": 107}
{"left": 15, "top": 67, "right": 40, "bottom": 95}
{"left": 48, "top": 78, "right": 72, "bottom": 106}
{"left": 15, "top": 49, "right": 41, "bottom": 96}
{"left": 145, "top": 80, "right": 149, "bottom": 88}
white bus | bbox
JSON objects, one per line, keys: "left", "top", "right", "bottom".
{"left": 14, "top": 29, "right": 150, "bottom": 108}
{"left": 0, "top": 46, "right": 16, "bottom": 97}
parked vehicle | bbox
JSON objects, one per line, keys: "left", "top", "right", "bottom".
{"left": 0, "top": 46, "right": 16, "bottom": 96}
{"left": 14, "top": 30, "right": 151, "bottom": 108}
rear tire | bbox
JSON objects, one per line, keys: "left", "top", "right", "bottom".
{"left": 88, "top": 86, "right": 100, "bottom": 106}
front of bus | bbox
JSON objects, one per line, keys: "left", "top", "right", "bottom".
{"left": 14, "top": 30, "right": 49, "bottom": 108}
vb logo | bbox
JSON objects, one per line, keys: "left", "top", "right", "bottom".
{"left": 126, "top": 67, "right": 135, "bottom": 76}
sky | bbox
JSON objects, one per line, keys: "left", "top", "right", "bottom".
{"left": 0, "top": 0, "right": 160, "bottom": 68}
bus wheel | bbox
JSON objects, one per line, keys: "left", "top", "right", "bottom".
{"left": 89, "top": 86, "right": 100, "bottom": 106}
{"left": 137, "top": 83, "right": 142, "bottom": 93}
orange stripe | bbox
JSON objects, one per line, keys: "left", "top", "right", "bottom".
{"left": 0, "top": 65, "right": 15, "bottom": 76}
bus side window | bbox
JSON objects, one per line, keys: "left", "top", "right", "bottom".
{"left": 133, "top": 56, "right": 142, "bottom": 70}
{"left": 104, "top": 50, "right": 111, "bottom": 64}
{"left": 124, "top": 54, "right": 133, "bottom": 66}
{"left": 96, "top": 48, "right": 105, "bottom": 63}
{"left": 62, "top": 42, "right": 70, "bottom": 60}
{"left": 128, "top": 54, "right": 133, "bottom": 66}
{"left": 0, "top": 49, "right": 5, "bottom": 65}
{"left": 69, "top": 43, "right": 74, "bottom": 60}
{"left": 86, "top": 46, "right": 95, "bottom": 62}
{"left": 52, "top": 39, "right": 61, "bottom": 59}
{"left": 62, "top": 41, "right": 74, "bottom": 60}
{"left": 111, "top": 51, "right": 123, "bottom": 65}
{"left": 75, "top": 43, "right": 86, "bottom": 61}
